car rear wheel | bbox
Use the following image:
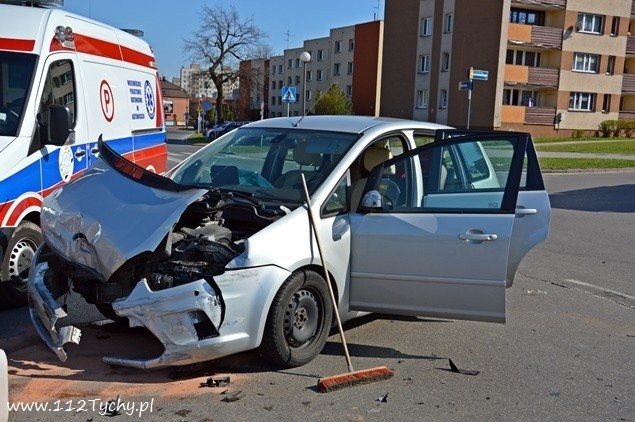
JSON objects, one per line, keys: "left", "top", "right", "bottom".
{"left": 0, "top": 221, "right": 43, "bottom": 309}
{"left": 259, "top": 270, "right": 333, "bottom": 367}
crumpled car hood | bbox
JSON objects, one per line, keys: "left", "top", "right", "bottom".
{"left": 41, "top": 148, "right": 207, "bottom": 282}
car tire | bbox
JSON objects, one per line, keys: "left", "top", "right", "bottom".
{"left": 0, "top": 221, "right": 43, "bottom": 309}
{"left": 95, "top": 303, "right": 129, "bottom": 325}
{"left": 259, "top": 270, "right": 333, "bottom": 368}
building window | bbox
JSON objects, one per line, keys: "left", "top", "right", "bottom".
{"left": 503, "top": 89, "right": 536, "bottom": 106}
{"left": 347, "top": 62, "right": 353, "bottom": 74}
{"left": 510, "top": 8, "right": 545, "bottom": 25}
{"left": 278, "top": 64, "right": 283, "bottom": 73}
{"left": 278, "top": 96, "right": 282, "bottom": 104}
{"left": 335, "top": 40, "right": 342, "bottom": 53}
{"left": 288, "top": 59, "right": 293, "bottom": 69}
{"left": 439, "top": 89, "right": 448, "bottom": 109}
{"left": 445, "top": 14, "right": 453, "bottom": 33}
{"left": 288, "top": 76, "right": 292, "bottom": 85}
{"left": 419, "top": 55, "right": 430, "bottom": 73}
{"left": 306, "top": 90, "right": 312, "bottom": 101}
{"left": 334, "top": 63, "right": 341, "bottom": 75}
{"left": 577, "top": 13, "right": 603, "bottom": 34}
{"left": 271, "top": 81, "right": 276, "bottom": 89}
{"left": 506, "top": 49, "right": 541, "bottom": 67}
{"left": 295, "top": 75, "right": 301, "bottom": 85}
{"left": 271, "top": 96, "right": 276, "bottom": 106}
{"left": 306, "top": 70, "right": 313, "bottom": 81}
{"left": 346, "top": 85, "right": 352, "bottom": 97}
{"left": 349, "top": 39, "right": 354, "bottom": 51}
{"left": 295, "top": 58, "right": 300, "bottom": 68}
{"left": 416, "top": 90, "right": 428, "bottom": 109}
{"left": 272, "top": 66, "right": 277, "bottom": 75}
{"left": 317, "top": 69, "right": 323, "bottom": 80}
{"left": 569, "top": 92, "right": 596, "bottom": 111}
{"left": 61, "top": 71, "right": 73, "bottom": 84}
{"left": 573, "top": 53, "right": 599, "bottom": 73}
{"left": 317, "top": 50, "right": 324, "bottom": 61}
{"left": 421, "top": 17, "right": 432, "bottom": 36}
{"left": 63, "top": 92, "right": 74, "bottom": 105}
{"left": 611, "top": 17, "right": 620, "bottom": 36}
{"left": 607, "top": 55, "right": 615, "bottom": 74}
{"left": 441, "top": 53, "right": 450, "bottom": 71}
{"left": 602, "top": 94, "right": 611, "bottom": 112}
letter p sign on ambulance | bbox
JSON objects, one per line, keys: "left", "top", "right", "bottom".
{"left": 100, "top": 80, "right": 115, "bottom": 122}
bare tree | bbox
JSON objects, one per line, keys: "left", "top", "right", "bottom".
{"left": 183, "top": 5, "right": 269, "bottom": 123}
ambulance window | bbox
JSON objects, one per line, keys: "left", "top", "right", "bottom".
{"left": 38, "top": 60, "right": 76, "bottom": 127}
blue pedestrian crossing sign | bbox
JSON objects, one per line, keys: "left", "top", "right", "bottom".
{"left": 281, "top": 86, "right": 297, "bottom": 103}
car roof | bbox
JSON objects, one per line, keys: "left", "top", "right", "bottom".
{"left": 242, "top": 115, "right": 452, "bottom": 134}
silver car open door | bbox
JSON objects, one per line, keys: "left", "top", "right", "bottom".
{"left": 349, "top": 132, "right": 548, "bottom": 323}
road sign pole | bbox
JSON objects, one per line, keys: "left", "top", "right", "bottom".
{"left": 467, "top": 79, "right": 472, "bottom": 130}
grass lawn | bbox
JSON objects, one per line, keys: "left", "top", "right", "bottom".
{"left": 538, "top": 158, "right": 635, "bottom": 170}
{"left": 536, "top": 140, "right": 635, "bottom": 154}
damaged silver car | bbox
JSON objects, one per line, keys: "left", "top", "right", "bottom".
{"left": 28, "top": 115, "right": 551, "bottom": 369}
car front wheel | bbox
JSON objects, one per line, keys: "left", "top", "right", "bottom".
{"left": 259, "top": 270, "right": 333, "bottom": 367}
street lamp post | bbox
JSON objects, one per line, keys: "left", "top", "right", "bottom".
{"left": 300, "top": 51, "right": 311, "bottom": 116}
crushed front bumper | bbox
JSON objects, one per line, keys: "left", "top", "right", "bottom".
{"left": 27, "top": 262, "right": 81, "bottom": 362}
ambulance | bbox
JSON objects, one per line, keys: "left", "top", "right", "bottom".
{"left": 0, "top": 0, "right": 167, "bottom": 308}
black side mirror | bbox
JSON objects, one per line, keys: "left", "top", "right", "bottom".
{"left": 47, "top": 104, "right": 72, "bottom": 145}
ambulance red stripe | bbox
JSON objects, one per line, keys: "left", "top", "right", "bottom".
{"left": 49, "top": 33, "right": 155, "bottom": 69}
{"left": 0, "top": 37, "right": 35, "bottom": 51}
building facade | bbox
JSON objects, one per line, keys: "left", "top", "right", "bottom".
{"left": 382, "top": 0, "right": 635, "bottom": 136}
{"left": 179, "top": 63, "right": 239, "bottom": 100}
{"left": 239, "top": 20, "right": 383, "bottom": 120}
{"left": 159, "top": 78, "right": 189, "bottom": 126}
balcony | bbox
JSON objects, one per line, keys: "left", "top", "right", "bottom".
{"left": 528, "top": 67, "right": 559, "bottom": 88}
{"left": 508, "top": 23, "right": 562, "bottom": 49}
{"left": 504, "top": 65, "right": 559, "bottom": 88}
{"left": 622, "top": 74, "right": 635, "bottom": 94}
{"left": 525, "top": 106, "right": 556, "bottom": 125}
{"left": 627, "top": 36, "right": 635, "bottom": 56}
{"left": 619, "top": 111, "right": 635, "bottom": 120}
{"left": 512, "top": 0, "right": 566, "bottom": 9}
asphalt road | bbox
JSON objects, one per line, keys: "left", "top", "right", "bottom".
{"left": 1, "top": 137, "right": 633, "bottom": 421}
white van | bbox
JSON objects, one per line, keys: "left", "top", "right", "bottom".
{"left": 0, "top": 0, "right": 167, "bottom": 307}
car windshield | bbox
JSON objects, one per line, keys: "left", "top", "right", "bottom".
{"left": 0, "top": 51, "right": 36, "bottom": 137}
{"left": 169, "top": 126, "right": 360, "bottom": 205}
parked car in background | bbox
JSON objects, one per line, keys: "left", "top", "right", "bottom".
{"left": 206, "top": 121, "right": 249, "bottom": 139}
{"left": 28, "top": 115, "right": 551, "bottom": 369}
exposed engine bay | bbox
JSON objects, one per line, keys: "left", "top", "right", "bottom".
{"left": 40, "top": 189, "right": 288, "bottom": 316}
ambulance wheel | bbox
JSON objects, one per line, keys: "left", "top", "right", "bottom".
{"left": 0, "top": 221, "right": 43, "bottom": 309}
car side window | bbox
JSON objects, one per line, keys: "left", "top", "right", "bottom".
{"left": 369, "top": 137, "right": 521, "bottom": 212}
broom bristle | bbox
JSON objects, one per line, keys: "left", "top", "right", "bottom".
{"left": 317, "top": 366, "right": 394, "bottom": 393}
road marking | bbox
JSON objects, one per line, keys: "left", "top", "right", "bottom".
{"left": 564, "top": 279, "right": 635, "bottom": 301}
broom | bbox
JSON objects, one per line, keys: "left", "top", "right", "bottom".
{"left": 300, "top": 174, "right": 394, "bottom": 393}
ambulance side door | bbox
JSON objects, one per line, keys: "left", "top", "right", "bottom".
{"left": 33, "top": 54, "right": 87, "bottom": 196}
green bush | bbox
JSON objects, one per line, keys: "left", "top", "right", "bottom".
{"left": 621, "top": 120, "right": 635, "bottom": 137}
{"left": 572, "top": 129, "right": 585, "bottom": 138}
{"left": 599, "top": 119, "right": 635, "bottom": 138}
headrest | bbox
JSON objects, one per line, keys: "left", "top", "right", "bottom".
{"left": 294, "top": 142, "right": 321, "bottom": 166}
{"left": 363, "top": 146, "right": 393, "bottom": 172}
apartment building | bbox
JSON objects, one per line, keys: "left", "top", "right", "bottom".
{"left": 382, "top": 0, "right": 634, "bottom": 136}
{"left": 239, "top": 20, "right": 383, "bottom": 120}
{"left": 180, "top": 63, "right": 239, "bottom": 100}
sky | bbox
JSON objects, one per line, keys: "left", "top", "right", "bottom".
{"left": 60, "top": 0, "right": 384, "bottom": 80}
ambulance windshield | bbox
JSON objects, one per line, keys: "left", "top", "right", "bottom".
{"left": 0, "top": 51, "right": 36, "bottom": 137}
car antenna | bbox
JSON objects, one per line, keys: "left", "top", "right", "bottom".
{"left": 293, "top": 81, "right": 338, "bottom": 128}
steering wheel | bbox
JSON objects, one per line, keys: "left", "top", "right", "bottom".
{"left": 0, "top": 107, "right": 20, "bottom": 135}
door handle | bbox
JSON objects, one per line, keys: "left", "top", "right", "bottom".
{"left": 91, "top": 147, "right": 99, "bottom": 155}
{"left": 515, "top": 207, "right": 537, "bottom": 216}
{"left": 74, "top": 148, "right": 86, "bottom": 158}
{"left": 459, "top": 233, "right": 497, "bottom": 241}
